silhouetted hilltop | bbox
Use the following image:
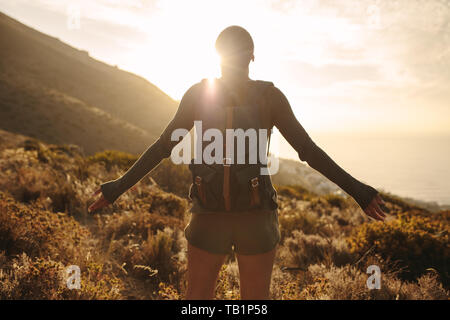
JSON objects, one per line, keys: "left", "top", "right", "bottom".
{"left": 0, "top": 12, "right": 178, "bottom": 155}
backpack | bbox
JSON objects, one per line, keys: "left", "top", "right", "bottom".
{"left": 187, "top": 78, "right": 278, "bottom": 212}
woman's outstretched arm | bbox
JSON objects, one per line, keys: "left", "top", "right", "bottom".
{"left": 267, "top": 86, "right": 386, "bottom": 221}
{"left": 89, "top": 81, "right": 202, "bottom": 211}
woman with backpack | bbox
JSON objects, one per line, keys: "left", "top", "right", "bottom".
{"left": 88, "top": 26, "right": 387, "bottom": 300}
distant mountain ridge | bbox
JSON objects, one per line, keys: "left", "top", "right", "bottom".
{"left": 0, "top": 11, "right": 178, "bottom": 155}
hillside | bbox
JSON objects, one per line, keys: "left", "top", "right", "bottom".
{"left": 0, "top": 131, "right": 448, "bottom": 299}
{"left": 0, "top": 12, "right": 178, "bottom": 155}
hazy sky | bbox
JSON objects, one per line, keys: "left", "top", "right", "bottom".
{"left": 1, "top": 0, "right": 449, "bottom": 139}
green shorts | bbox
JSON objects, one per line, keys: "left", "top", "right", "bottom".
{"left": 184, "top": 209, "right": 281, "bottom": 255}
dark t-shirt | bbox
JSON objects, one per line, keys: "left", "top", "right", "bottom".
{"left": 100, "top": 78, "right": 378, "bottom": 212}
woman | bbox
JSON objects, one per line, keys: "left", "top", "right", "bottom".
{"left": 88, "top": 26, "right": 387, "bottom": 300}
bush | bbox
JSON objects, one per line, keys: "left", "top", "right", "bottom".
{"left": 96, "top": 206, "right": 185, "bottom": 244}
{"left": 0, "top": 191, "right": 91, "bottom": 262}
{"left": 274, "top": 184, "right": 316, "bottom": 201}
{"left": 131, "top": 227, "right": 178, "bottom": 280}
{"left": 145, "top": 189, "right": 188, "bottom": 219}
{"left": 323, "top": 193, "right": 349, "bottom": 210}
{"left": 302, "top": 264, "right": 448, "bottom": 300}
{"left": 87, "top": 150, "right": 138, "bottom": 171}
{"left": 215, "top": 263, "right": 240, "bottom": 300}
{"left": 278, "top": 230, "right": 355, "bottom": 270}
{"left": 347, "top": 211, "right": 449, "bottom": 287}
{"left": 0, "top": 160, "right": 85, "bottom": 217}
{"left": 149, "top": 159, "right": 192, "bottom": 197}
{"left": 156, "top": 282, "right": 181, "bottom": 300}
{"left": 278, "top": 209, "right": 323, "bottom": 240}
{"left": 271, "top": 263, "right": 448, "bottom": 300}
{"left": 88, "top": 151, "right": 192, "bottom": 198}
{"left": 101, "top": 224, "right": 182, "bottom": 285}
{"left": 0, "top": 254, "right": 123, "bottom": 300}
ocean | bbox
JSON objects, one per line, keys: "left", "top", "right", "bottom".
{"left": 279, "top": 132, "right": 450, "bottom": 206}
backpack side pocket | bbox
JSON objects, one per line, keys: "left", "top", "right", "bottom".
{"left": 188, "top": 163, "right": 222, "bottom": 210}
{"left": 235, "top": 165, "right": 263, "bottom": 210}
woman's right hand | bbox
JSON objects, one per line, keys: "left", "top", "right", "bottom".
{"left": 88, "top": 188, "right": 111, "bottom": 213}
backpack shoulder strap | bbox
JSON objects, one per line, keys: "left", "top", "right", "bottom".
{"left": 192, "top": 78, "right": 212, "bottom": 120}
{"left": 251, "top": 80, "right": 274, "bottom": 157}
{"left": 250, "top": 80, "right": 274, "bottom": 107}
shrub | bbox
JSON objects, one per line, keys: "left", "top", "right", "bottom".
{"left": 87, "top": 151, "right": 192, "bottom": 198}
{"left": 96, "top": 210, "right": 185, "bottom": 244}
{"left": 274, "top": 184, "right": 316, "bottom": 201}
{"left": 214, "top": 263, "right": 240, "bottom": 300}
{"left": 156, "top": 282, "right": 181, "bottom": 300}
{"left": 149, "top": 159, "right": 192, "bottom": 197}
{"left": 272, "top": 263, "right": 448, "bottom": 300}
{"left": 104, "top": 227, "right": 181, "bottom": 284}
{"left": 145, "top": 189, "right": 188, "bottom": 219}
{"left": 347, "top": 212, "right": 449, "bottom": 287}
{"left": 135, "top": 228, "right": 178, "bottom": 279}
{"left": 0, "top": 191, "right": 91, "bottom": 262}
{"left": 278, "top": 230, "right": 355, "bottom": 270}
{"left": 323, "top": 193, "right": 349, "bottom": 210}
{"left": 0, "top": 161, "right": 85, "bottom": 217}
{"left": 278, "top": 209, "right": 323, "bottom": 240}
{"left": 0, "top": 254, "right": 124, "bottom": 300}
{"left": 87, "top": 150, "right": 138, "bottom": 171}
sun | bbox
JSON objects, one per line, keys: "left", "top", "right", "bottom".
{"left": 126, "top": 1, "right": 283, "bottom": 101}
{"left": 130, "top": 10, "right": 222, "bottom": 101}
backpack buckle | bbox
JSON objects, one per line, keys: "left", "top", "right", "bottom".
{"left": 251, "top": 177, "right": 259, "bottom": 187}
{"left": 194, "top": 176, "right": 202, "bottom": 185}
{"left": 223, "top": 157, "right": 232, "bottom": 166}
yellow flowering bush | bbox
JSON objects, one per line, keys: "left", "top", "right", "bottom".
{"left": 347, "top": 211, "right": 449, "bottom": 286}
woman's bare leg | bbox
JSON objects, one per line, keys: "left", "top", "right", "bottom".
{"left": 236, "top": 247, "right": 277, "bottom": 300}
{"left": 185, "top": 242, "right": 227, "bottom": 300}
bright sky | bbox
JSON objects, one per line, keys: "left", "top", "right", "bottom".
{"left": 1, "top": 0, "right": 449, "bottom": 142}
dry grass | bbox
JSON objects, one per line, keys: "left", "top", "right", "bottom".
{"left": 0, "top": 135, "right": 448, "bottom": 300}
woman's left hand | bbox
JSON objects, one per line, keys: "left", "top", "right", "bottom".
{"left": 364, "top": 193, "right": 387, "bottom": 222}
